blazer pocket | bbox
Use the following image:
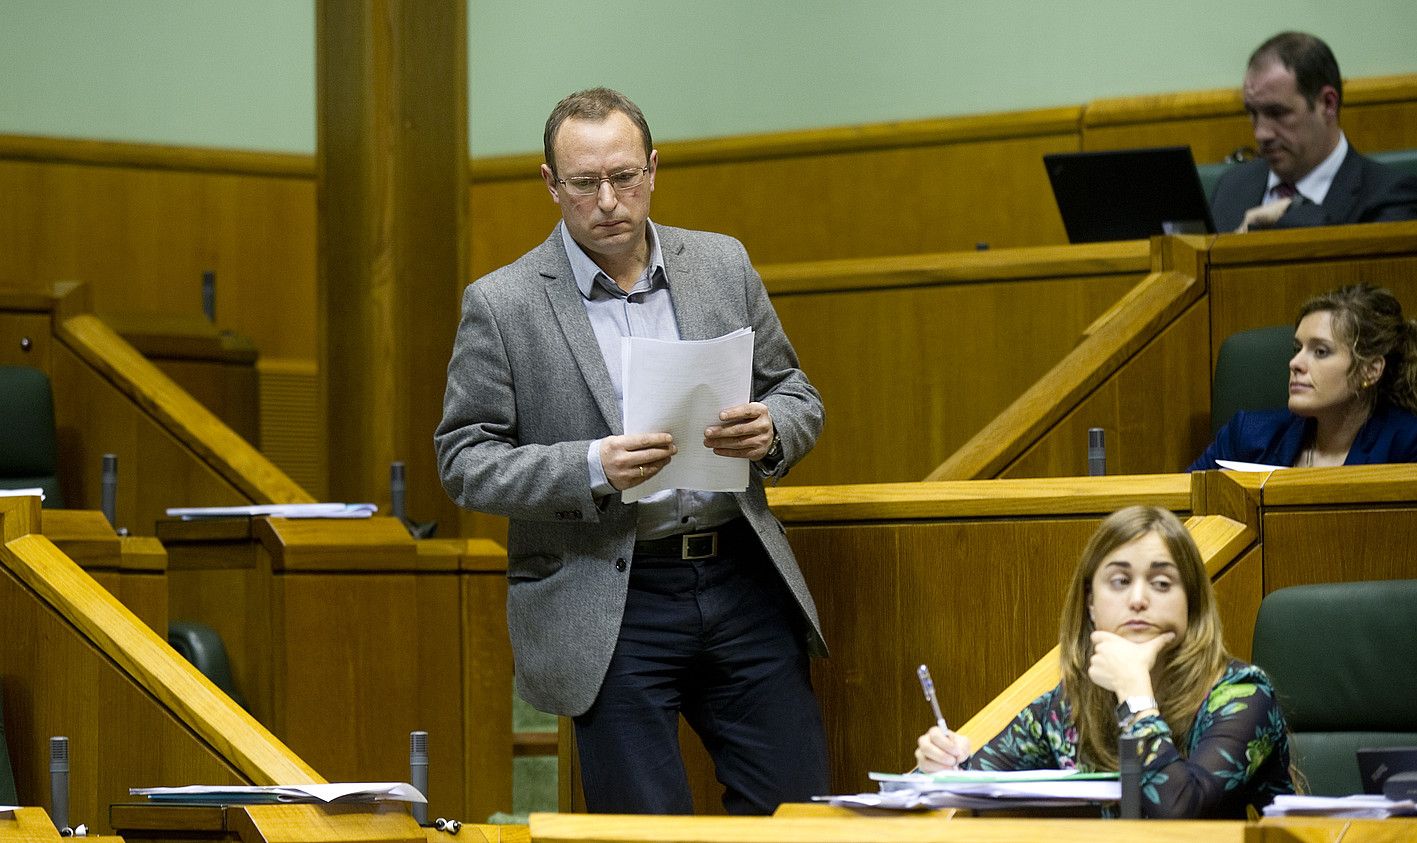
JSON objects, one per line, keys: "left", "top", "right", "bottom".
{"left": 507, "top": 553, "right": 564, "bottom": 583}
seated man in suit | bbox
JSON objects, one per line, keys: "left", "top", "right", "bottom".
{"left": 1211, "top": 31, "right": 1417, "bottom": 233}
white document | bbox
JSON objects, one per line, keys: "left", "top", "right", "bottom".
{"left": 0, "top": 488, "right": 45, "bottom": 501}
{"left": 1263, "top": 793, "right": 1417, "bottom": 818}
{"left": 620, "top": 328, "right": 754, "bottom": 504}
{"left": 1216, "top": 459, "right": 1288, "bottom": 472}
{"left": 165, "top": 503, "right": 377, "bottom": 520}
{"left": 130, "top": 782, "right": 425, "bottom": 804}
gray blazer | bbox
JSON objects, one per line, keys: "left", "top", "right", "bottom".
{"left": 436, "top": 224, "right": 827, "bottom": 716}
{"left": 1210, "top": 147, "right": 1417, "bottom": 232}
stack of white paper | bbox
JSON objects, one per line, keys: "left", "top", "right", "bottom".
{"left": 816, "top": 770, "right": 1120, "bottom": 811}
{"left": 1262, "top": 794, "right": 1417, "bottom": 818}
{"left": 0, "top": 488, "right": 45, "bottom": 501}
{"left": 130, "top": 782, "right": 425, "bottom": 805}
{"left": 165, "top": 503, "right": 377, "bottom": 520}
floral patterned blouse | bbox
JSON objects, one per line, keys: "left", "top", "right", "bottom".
{"left": 965, "top": 660, "right": 1293, "bottom": 818}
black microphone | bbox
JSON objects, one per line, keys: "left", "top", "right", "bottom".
{"left": 1087, "top": 428, "right": 1106, "bottom": 477}
{"left": 50, "top": 736, "right": 69, "bottom": 833}
{"left": 100, "top": 454, "right": 118, "bottom": 526}
{"left": 202, "top": 270, "right": 216, "bottom": 323}
{"left": 1118, "top": 735, "right": 1141, "bottom": 819}
{"left": 391, "top": 462, "right": 408, "bottom": 522}
{"left": 410, "top": 730, "right": 429, "bottom": 825}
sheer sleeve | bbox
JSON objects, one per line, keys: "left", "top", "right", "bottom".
{"left": 965, "top": 687, "right": 1076, "bottom": 772}
{"left": 1128, "top": 670, "right": 1289, "bottom": 818}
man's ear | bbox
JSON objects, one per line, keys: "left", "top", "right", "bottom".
{"left": 540, "top": 163, "right": 561, "bottom": 204}
{"left": 1317, "top": 85, "right": 1340, "bottom": 122}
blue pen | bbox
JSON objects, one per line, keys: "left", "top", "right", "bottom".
{"left": 916, "top": 664, "right": 949, "bottom": 732}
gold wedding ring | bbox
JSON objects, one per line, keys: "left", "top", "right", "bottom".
{"left": 638, "top": 466, "right": 645, "bottom": 478}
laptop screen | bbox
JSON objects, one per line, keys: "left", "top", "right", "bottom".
{"left": 1357, "top": 746, "right": 1417, "bottom": 794}
{"left": 1044, "top": 146, "right": 1216, "bottom": 243}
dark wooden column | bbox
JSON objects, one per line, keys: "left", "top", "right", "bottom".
{"left": 316, "top": 0, "right": 467, "bottom": 528}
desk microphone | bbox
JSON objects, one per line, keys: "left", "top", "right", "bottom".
{"left": 50, "top": 736, "right": 69, "bottom": 833}
{"left": 101, "top": 454, "right": 118, "bottom": 526}
{"left": 391, "top": 462, "right": 408, "bottom": 522}
{"left": 1087, "top": 428, "right": 1106, "bottom": 477}
{"left": 1118, "top": 735, "right": 1141, "bottom": 819}
{"left": 410, "top": 730, "right": 429, "bottom": 825}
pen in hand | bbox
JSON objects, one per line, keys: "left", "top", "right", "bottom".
{"left": 916, "top": 664, "right": 949, "bottom": 732}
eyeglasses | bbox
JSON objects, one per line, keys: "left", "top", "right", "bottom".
{"left": 556, "top": 166, "right": 649, "bottom": 196}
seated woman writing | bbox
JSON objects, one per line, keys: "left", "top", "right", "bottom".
{"left": 914, "top": 506, "right": 1293, "bottom": 819}
{"left": 1190, "top": 283, "right": 1417, "bottom": 470}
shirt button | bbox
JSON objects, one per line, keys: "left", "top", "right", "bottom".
{"left": 615, "top": 558, "right": 627, "bottom": 572}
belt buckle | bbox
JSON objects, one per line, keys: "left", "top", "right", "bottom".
{"left": 681, "top": 531, "right": 718, "bottom": 560}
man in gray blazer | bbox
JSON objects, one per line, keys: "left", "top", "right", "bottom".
{"left": 436, "top": 88, "right": 828, "bottom": 814}
{"left": 1211, "top": 31, "right": 1417, "bottom": 233}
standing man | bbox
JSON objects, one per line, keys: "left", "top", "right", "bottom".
{"left": 436, "top": 88, "right": 829, "bottom": 814}
{"left": 1211, "top": 31, "right": 1417, "bottom": 232}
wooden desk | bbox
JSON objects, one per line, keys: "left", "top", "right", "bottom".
{"left": 157, "top": 518, "right": 513, "bottom": 822}
{"left": 108, "top": 804, "right": 526, "bottom": 843}
{"left": 41, "top": 509, "right": 167, "bottom": 634}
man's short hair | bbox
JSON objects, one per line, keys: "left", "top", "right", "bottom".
{"left": 543, "top": 87, "right": 654, "bottom": 176}
{"left": 1248, "top": 31, "right": 1343, "bottom": 112}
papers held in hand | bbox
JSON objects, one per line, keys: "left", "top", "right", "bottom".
{"left": 129, "top": 782, "right": 425, "bottom": 805}
{"left": 819, "top": 769, "right": 1121, "bottom": 811}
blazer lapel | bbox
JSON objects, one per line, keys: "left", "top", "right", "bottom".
{"left": 1317, "top": 147, "right": 1363, "bottom": 221}
{"left": 661, "top": 228, "right": 717, "bottom": 341}
{"left": 536, "top": 236, "right": 624, "bottom": 435}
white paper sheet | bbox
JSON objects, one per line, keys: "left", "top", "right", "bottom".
{"left": 620, "top": 329, "right": 754, "bottom": 504}
{"left": 1216, "top": 459, "right": 1288, "bottom": 472}
{"left": 0, "top": 488, "right": 45, "bottom": 501}
{"left": 165, "top": 503, "right": 377, "bottom": 520}
{"left": 1263, "top": 793, "right": 1417, "bottom": 818}
{"left": 129, "top": 782, "right": 425, "bottom": 804}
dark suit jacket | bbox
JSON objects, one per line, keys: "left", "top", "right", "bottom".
{"left": 435, "top": 224, "right": 826, "bottom": 716}
{"left": 1188, "top": 401, "right": 1417, "bottom": 471}
{"left": 1210, "top": 147, "right": 1417, "bottom": 232}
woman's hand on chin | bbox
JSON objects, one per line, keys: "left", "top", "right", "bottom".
{"left": 1088, "top": 629, "right": 1175, "bottom": 697}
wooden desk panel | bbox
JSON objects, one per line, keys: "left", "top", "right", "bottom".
{"left": 1262, "top": 507, "right": 1417, "bottom": 592}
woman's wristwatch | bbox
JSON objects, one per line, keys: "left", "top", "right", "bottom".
{"left": 1116, "top": 695, "right": 1159, "bottom": 729}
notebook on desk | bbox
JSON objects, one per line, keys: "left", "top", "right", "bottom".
{"left": 1358, "top": 746, "right": 1417, "bottom": 794}
{"left": 1044, "top": 146, "right": 1216, "bottom": 243}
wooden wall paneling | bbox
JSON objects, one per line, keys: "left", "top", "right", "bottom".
{"left": 0, "top": 311, "right": 53, "bottom": 370}
{"left": 1211, "top": 545, "right": 1263, "bottom": 662}
{"left": 770, "top": 270, "right": 1142, "bottom": 486}
{"left": 457, "top": 539, "right": 514, "bottom": 822}
{"left": 161, "top": 522, "right": 275, "bottom": 728}
{"left": 272, "top": 570, "right": 465, "bottom": 818}
{"left": 1262, "top": 506, "right": 1417, "bottom": 592}
{"left": 1001, "top": 298, "right": 1212, "bottom": 477}
{"left": 1209, "top": 253, "right": 1417, "bottom": 368}
{"left": 0, "top": 158, "right": 317, "bottom": 365}
{"left": 932, "top": 265, "right": 1205, "bottom": 481}
{"left": 50, "top": 341, "right": 254, "bottom": 534}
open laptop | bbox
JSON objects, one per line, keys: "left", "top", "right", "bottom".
{"left": 1044, "top": 146, "right": 1216, "bottom": 243}
{"left": 1357, "top": 746, "right": 1417, "bottom": 794}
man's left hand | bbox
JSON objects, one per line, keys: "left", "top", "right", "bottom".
{"left": 1237, "top": 197, "right": 1293, "bottom": 232}
{"left": 705, "top": 402, "right": 774, "bottom": 461}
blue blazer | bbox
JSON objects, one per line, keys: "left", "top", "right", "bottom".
{"left": 1188, "top": 402, "right": 1417, "bottom": 471}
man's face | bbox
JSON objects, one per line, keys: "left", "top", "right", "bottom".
{"left": 540, "top": 112, "right": 656, "bottom": 264}
{"left": 1243, "top": 59, "right": 1339, "bottom": 184}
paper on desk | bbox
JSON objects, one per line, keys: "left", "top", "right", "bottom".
{"left": 1263, "top": 793, "right": 1417, "bottom": 818}
{"left": 1216, "top": 459, "right": 1287, "bottom": 472}
{"left": 620, "top": 328, "right": 754, "bottom": 504}
{"left": 820, "top": 770, "right": 1120, "bottom": 811}
{"left": 165, "top": 503, "right": 377, "bottom": 520}
{"left": 130, "top": 782, "right": 425, "bottom": 804}
{"left": 0, "top": 488, "right": 45, "bottom": 501}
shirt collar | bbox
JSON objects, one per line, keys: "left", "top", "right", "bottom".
{"left": 1267, "top": 132, "right": 1348, "bottom": 205}
{"left": 559, "top": 220, "right": 667, "bottom": 299}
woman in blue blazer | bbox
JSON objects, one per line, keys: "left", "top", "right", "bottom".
{"left": 1191, "top": 284, "right": 1417, "bottom": 471}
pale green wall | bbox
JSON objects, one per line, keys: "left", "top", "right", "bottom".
{"left": 3, "top": 1, "right": 1416, "bottom": 157}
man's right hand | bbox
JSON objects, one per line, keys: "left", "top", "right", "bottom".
{"left": 601, "top": 433, "right": 676, "bottom": 491}
{"left": 1236, "top": 196, "right": 1293, "bottom": 232}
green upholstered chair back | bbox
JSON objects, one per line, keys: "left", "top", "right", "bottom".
{"left": 168, "top": 621, "right": 246, "bottom": 710}
{"left": 1196, "top": 160, "right": 1231, "bottom": 201}
{"left": 0, "top": 679, "right": 18, "bottom": 806}
{"left": 1251, "top": 580, "right": 1417, "bottom": 796}
{"left": 1371, "top": 148, "right": 1417, "bottom": 180}
{"left": 0, "top": 365, "right": 65, "bottom": 508}
{"left": 1211, "top": 325, "right": 1294, "bottom": 436}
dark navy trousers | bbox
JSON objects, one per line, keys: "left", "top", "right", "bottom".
{"left": 572, "top": 523, "right": 829, "bottom": 814}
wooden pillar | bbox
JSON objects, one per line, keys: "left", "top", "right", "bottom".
{"left": 316, "top": 0, "right": 466, "bottom": 529}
